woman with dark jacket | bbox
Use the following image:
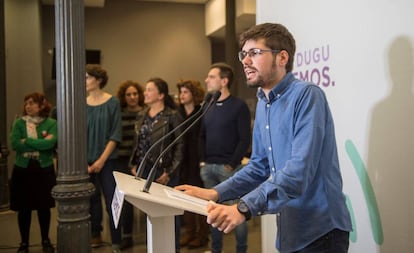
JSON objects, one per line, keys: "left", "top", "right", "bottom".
{"left": 129, "top": 77, "right": 183, "bottom": 186}
{"left": 129, "top": 77, "right": 183, "bottom": 253}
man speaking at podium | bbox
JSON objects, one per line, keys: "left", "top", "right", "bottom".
{"left": 176, "top": 23, "right": 352, "bottom": 253}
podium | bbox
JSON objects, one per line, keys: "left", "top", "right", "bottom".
{"left": 113, "top": 171, "right": 208, "bottom": 253}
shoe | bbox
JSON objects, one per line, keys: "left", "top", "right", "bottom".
{"left": 16, "top": 243, "right": 28, "bottom": 253}
{"left": 120, "top": 237, "right": 133, "bottom": 249}
{"left": 91, "top": 234, "right": 103, "bottom": 248}
{"left": 112, "top": 244, "right": 122, "bottom": 253}
{"left": 42, "top": 239, "right": 55, "bottom": 253}
{"left": 187, "top": 237, "right": 208, "bottom": 249}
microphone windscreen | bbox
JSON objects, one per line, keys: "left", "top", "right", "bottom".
{"left": 204, "top": 92, "right": 213, "bottom": 103}
{"left": 212, "top": 91, "right": 221, "bottom": 102}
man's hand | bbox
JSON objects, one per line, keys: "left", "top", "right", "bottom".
{"left": 175, "top": 185, "right": 219, "bottom": 202}
{"left": 206, "top": 202, "right": 245, "bottom": 233}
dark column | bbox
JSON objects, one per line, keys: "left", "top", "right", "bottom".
{"left": 51, "top": 1, "right": 94, "bottom": 252}
{"left": 225, "top": 0, "right": 238, "bottom": 96}
{"left": 0, "top": 0, "right": 10, "bottom": 211}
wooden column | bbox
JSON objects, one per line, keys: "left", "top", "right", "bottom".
{"left": 51, "top": 1, "right": 95, "bottom": 252}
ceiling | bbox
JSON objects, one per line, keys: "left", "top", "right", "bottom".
{"left": 41, "top": 0, "right": 208, "bottom": 6}
{"left": 41, "top": 0, "right": 255, "bottom": 39}
{"left": 136, "top": 0, "right": 208, "bottom": 3}
{"left": 41, "top": 0, "right": 105, "bottom": 7}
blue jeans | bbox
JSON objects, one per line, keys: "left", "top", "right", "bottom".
{"left": 200, "top": 163, "right": 248, "bottom": 253}
{"left": 89, "top": 159, "right": 122, "bottom": 245}
{"left": 294, "top": 229, "right": 349, "bottom": 253}
{"left": 117, "top": 158, "right": 133, "bottom": 238}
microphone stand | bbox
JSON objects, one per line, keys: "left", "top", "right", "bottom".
{"left": 142, "top": 92, "right": 220, "bottom": 193}
{"left": 134, "top": 92, "right": 214, "bottom": 179}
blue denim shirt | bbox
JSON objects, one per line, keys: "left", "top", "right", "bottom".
{"left": 215, "top": 73, "right": 352, "bottom": 253}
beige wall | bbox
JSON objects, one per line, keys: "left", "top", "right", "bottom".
{"left": 5, "top": 0, "right": 43, "bottom": 127}
{"left": 41, "top": 0, "right": 211, "bottom": 101}
{"left": 5, "top": 0, "right": 44, "bottom": 169}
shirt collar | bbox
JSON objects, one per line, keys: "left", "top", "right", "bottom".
{"left": 257, "top": 72, "right": 295, "bottom": 103}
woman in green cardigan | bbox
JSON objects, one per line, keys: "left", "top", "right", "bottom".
{"left": 9, "top": 92, "right": 57, "bottom": 253}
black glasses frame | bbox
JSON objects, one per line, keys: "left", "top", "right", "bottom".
{"left": 238, "top": 48, "right": 281, "bottom": 61}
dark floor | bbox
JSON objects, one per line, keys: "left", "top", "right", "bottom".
{"left": 0, "top": 207, "right": 261, "bottom": 253}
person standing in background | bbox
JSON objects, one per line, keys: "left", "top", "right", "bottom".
{"left": 10, "top": 92, "right": 57, "bottom": 253}
{"left": 199, "top": 63, "right": 251, "bottom": 253}
{"left": 176, "top": 80, "right": 209, "bottom": 249}
{"left": 177, "top": 23, "right": 352, "bottom": 253}
{"left": 115, "top": 80, "right": 145, "bottom": 249}
{"left": 86, "top": 64, "right": 123, "bottom": 253}
{"left": 129, "top": 77, "right": 183, "bottom": 253}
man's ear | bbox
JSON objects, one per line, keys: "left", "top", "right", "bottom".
{"left": 221, "top": 77, "right": 229, "bottom": 88}
{"left": 278, "top": 50, "right": 289, "bottom": 67}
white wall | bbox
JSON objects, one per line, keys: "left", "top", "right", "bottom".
{"left": 258, "top": 0, "right": 414, "bottom": 252}
{"left": 205, "top": 0, "right": 225, "bottom": 36}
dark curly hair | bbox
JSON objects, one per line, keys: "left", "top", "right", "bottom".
{"left": 116, "top": 80, "right": 145, "bottom": 109}
{"left": 176, "top": 79, "right": 205, "bottom": 106}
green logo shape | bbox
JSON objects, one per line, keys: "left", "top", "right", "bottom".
{"left": 345, "top": 140, "right": 384, "bottom": 245}
{"left": 345, "top": 194, "right": 357, "bottom": 242}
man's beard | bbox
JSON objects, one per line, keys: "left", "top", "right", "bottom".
{"left": 245, "top": 61, "right": 277, "bottom": 89}
{"left": 246, "top": 76, "right": 265, "bottom": 89}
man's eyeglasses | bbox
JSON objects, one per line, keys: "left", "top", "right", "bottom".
{"left": 238, "top": 48, "right": 281, "bottom": 61}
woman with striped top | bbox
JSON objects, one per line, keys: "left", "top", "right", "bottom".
{"left": 116, "top": 80, "right": 145, "bottom": 249}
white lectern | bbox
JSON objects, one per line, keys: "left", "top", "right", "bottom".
{"left": 113, "top": 171, "right": 208, "bottom": 253}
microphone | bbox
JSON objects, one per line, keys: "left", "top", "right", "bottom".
{"left": 142, "top": 91, "right": 221, "bottom": 192}
{"left": 202, "top": 92, "right": 214, "bottom": 106}
{"left": 134, "top": 91, "right": 217, "bottom": 179}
